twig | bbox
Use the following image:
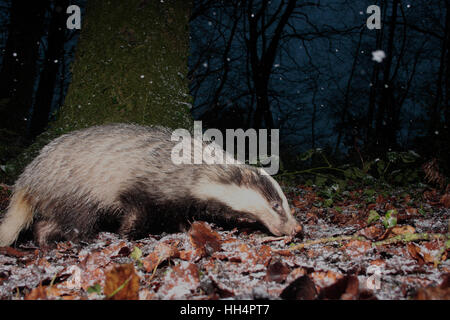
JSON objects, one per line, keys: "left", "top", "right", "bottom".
{"left": 289, "top": 233, "right": 449, "bottom": 251}
{"left": 148, "top": 257, "right": 162, "bottom": 282}
{"left": 289, "top": 235, "right": 366, "bottom": 251}
{"left": 372, "top": 233, "right": 449, "bottom": 247}
{"left": 275, "top": 166, "right": 345, "bottom": 178}
{"left": 106, "top": 275, "right": 132, "bottom": 299}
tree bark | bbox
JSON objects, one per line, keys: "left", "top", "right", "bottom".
{"left": 0, "top": 2, "right": 47, "bottom": 137}
{"left": 28, "top": 1, "right": 69, "bottom": 139}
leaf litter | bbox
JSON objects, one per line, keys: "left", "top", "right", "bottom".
{"left": 0, "top": 184, "right": 449, "bottom": 300}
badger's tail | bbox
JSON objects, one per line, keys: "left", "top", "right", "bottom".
{"left": 0, "top": 189, "right": 34, "bottom": 247}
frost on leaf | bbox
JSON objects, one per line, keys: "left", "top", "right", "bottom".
{"left": 104, "top": 264, "right": 140, "bottom": 300}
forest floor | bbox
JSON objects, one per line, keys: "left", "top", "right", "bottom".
{"left": 0, "top": 183, "right": 449, "bottom": 300}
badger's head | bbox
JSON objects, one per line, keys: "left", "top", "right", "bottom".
{"left": 191, "top": 165, "right": 302, "bottom": 237}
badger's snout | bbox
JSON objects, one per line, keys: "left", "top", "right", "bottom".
{"left": 292, "top": 223, "right": 303, "bottom": 237}
{"left": 281, "top": 221, "right": 303, "bottom": 237}
{"left": 268, "top": 218, "right": 303, "bottom": 238}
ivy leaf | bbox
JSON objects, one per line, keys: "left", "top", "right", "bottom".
{"left": 367, "top": 210, "right": 380, "bottom": 224}
{"left": 383, "top": 209, "right": 398, "bottom": 228}
{"left": 324, "top": 198, "right": 333, "bottom": 207}
{"left": 130, "top": 246, "right": 142, "bottom": 262}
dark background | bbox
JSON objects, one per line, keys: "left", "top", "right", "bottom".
{"left": 0, "top": 0, "right": 448, "bottom": 183}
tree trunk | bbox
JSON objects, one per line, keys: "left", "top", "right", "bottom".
{"left": 0, "top": 2, "right": 47, "bottom": 138}
{"left": 52, "top": 0, "right": 193, "bottom": 133}
{"left": 28, "top": 1, "right": 69, "bottom": 139}
{"left": 375, "top": 0, "right": 399, "bottom": 150}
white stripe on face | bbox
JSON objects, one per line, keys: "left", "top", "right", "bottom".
{"left": 191, "top": 178, "right": 284, "bottom": 235}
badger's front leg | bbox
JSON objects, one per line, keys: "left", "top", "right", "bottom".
{"left": 118, "top": 209, "right": 142, "bottom": 239}
{"left": 34, "top": 220, "right": 64, "bottom": 246}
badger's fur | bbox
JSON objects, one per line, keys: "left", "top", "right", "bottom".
{"left": 0, "top": 124, "right": 301, "bottom": 246}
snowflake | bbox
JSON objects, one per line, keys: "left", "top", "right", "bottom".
{"left": 372, "top": 50, "right": 386, "bottom": 63}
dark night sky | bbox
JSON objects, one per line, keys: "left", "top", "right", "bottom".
{"left": 0, "top": 0, "right": 448, "bottom": 162}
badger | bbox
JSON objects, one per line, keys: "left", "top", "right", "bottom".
{"left": 0, "top": 123, "right": 302, "bottom": 246}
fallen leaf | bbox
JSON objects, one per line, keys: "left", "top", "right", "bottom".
{"left": 104, "top": 264, "right": 140, "bottom": 300}
{"left": 25, "top": 285, "right": 47, "bottom": 300}
{"left": 357, "top": 224, "right": 384, "bottom": 240}
{"left": 415, "top": 274, "right": 450, "bottom": 300}
{"left": 391, "top": 225, "right": 416, "bottom": 236}
{"left": 440, "top": 194, "right": 450, "bottom": 208}
{"left": 188, "top": 221, "right": 222, "bottom": 257}
{"left": 341, "top": 240, "right": 372, "bottom": 257}
{"left": 265, "top": 260, "right": 290, "bottom": 283}
{"left": 407, "top": 243, "right": 425, "bottom": 266}
{"left": 0, "top": 246, "right": 28, "bottom": 257}
{"left": 274, "top": 249, "right": 294, "bottom": 257}
{"left": 179, "top": 250, "right": 194, "bottom": 261}
{"left": 318, "top": 275, "right": 359, "bottom": 300}
{"left": 280, "top": 275, "right": 318, "bottom": 300}
{"left": 158, "top": 262, "right": 200, "bottom": 299}
{"left": 405, "top": 207, "right": 418, "bottom": 215}
{"left": 311, "top": 270, "right": 343, "bottom": 288}
{"left": 143, "top": 242, "right": 180, "bottom": 272}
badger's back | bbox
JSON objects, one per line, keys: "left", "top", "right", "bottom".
{"left": 19, "top": 124, "right": 186, "bottom": 205}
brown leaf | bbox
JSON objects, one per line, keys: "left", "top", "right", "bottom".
{"left": 274, "top": 249, "right": 294, "bottom": 257}
{"left": 311, "top": 270, "right": 343, "bottom": 288}
{"left": 280, "top": 275, "right": 318, "bottom": 300}
{"left": 265, "top": 260, "right": 290, "bottom": 283}
{"left": 179, "top": 250, "right": 194, "bottom": 261}
{"left": 357, "top": 225, "right": 384, "bottom": 240}
{"left": 440, "top": 193, "right": 450, "bottom": 208}
{"left": 415, "top": 274, "right": 450, "bottom": 300}
{"left": 341, "top": 240, "right": 372, "bottom": 257}
{"left": 407, "top": 243, "right": 425, "bottom": 266}
{"left": 256, "top": 245, "right": 272, "bottom": 266}
{"left": 142, "top": 252, "right": 160, "bottom": 273}
{"left": 0, "top": 246, "right": 28, "bottom": 257}
{"left": 390, "top": 225, "right": 416, "bottom": 236}
{"left": 405, "top": 207, "right": 418, "bottom": 215}
{"left": 25, "top": 285, "right": 47, "bottom": 300}
{"left": 143, "top": 242, "right": 180, "bottom": 272}
{"left": 158, "top": 262, "right": 200, "bottom": 299}
{"left": 318, "top": 275, "right": 359, "bottom": 300}
{"left": 188, "top": 221, "right": 222, "bottom": 257}
{"left": 104, "top": 264, "right": 140, "bottom": 300}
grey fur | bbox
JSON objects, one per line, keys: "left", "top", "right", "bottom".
{"left": 0, "top": 124, "right": 301, "bottom": 246}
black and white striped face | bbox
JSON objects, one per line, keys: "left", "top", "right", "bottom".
{"left": 192, "top": 166, "right": 302, "bottom": 237}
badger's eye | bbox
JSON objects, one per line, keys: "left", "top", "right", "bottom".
{"left": 272, "top": 202, "right": 281, "bottom": 211}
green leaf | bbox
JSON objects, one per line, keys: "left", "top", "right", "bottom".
{"left": 376, "top": 160, "right": 386, "bottom": 175}
{"left": 324, "top": 198, "right": 333, "bottom": 207}
{"left": 87, "top": 283, "right": 102, "bottom": 294}
{"left": 383, "top": 209, "right": 398, "bottom": 228}
{"left": 367, "top": 210, "right": 380, "bottom": 224}
{"left": 130, "top": 246, "right": 142, "bottom": 261}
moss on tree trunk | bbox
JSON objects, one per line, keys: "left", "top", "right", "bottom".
{"left": 53, "top": 0, "right": 193, "bottom": 131}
